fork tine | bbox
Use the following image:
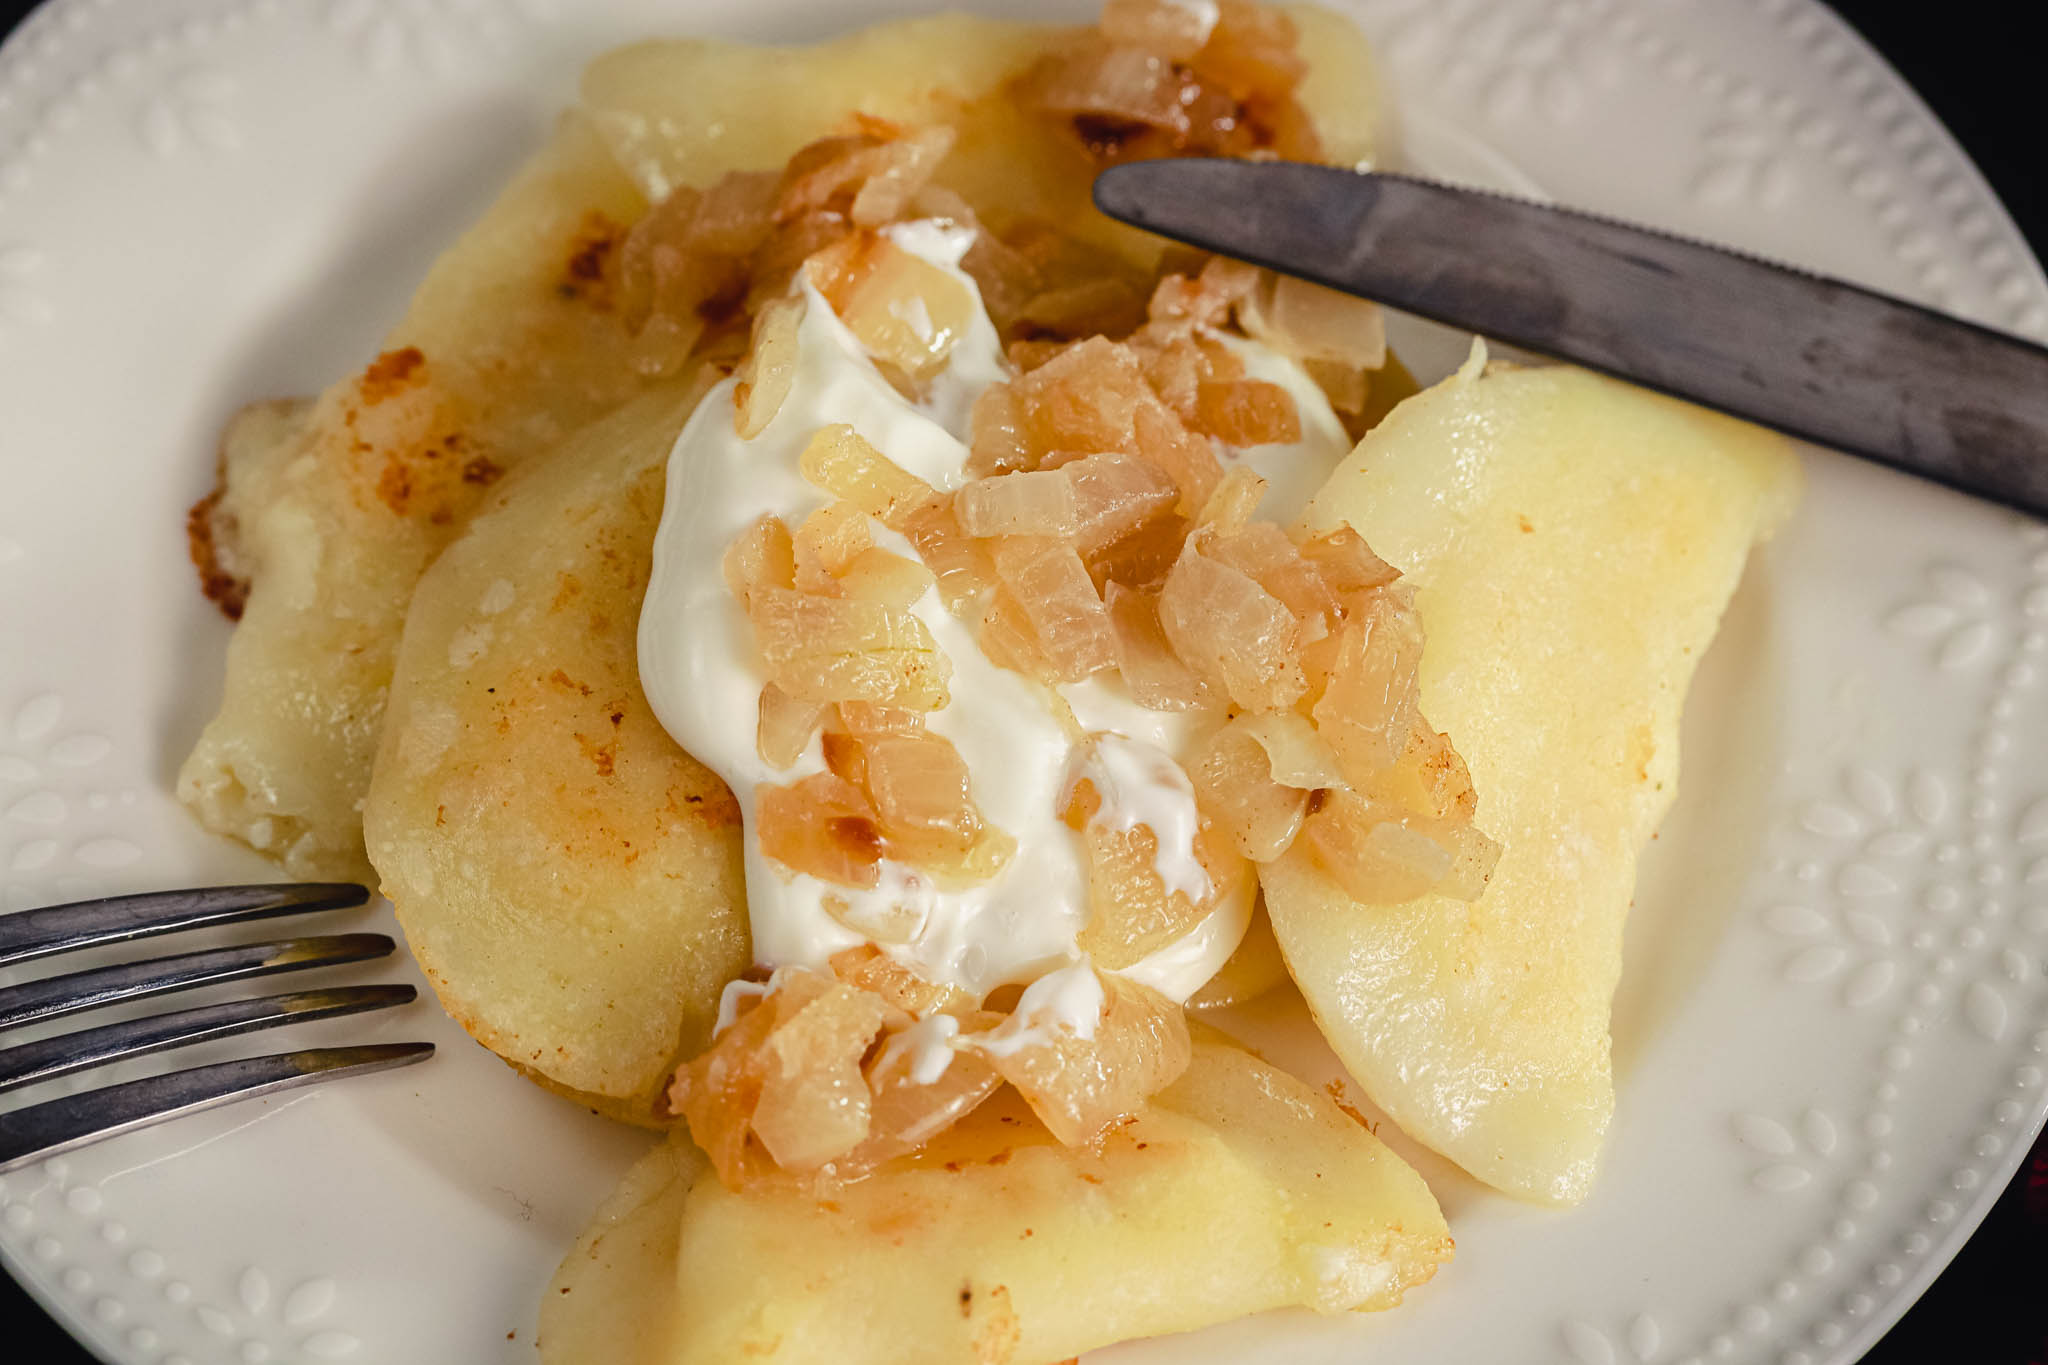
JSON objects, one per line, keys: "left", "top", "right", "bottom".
{"left": 0, "top": 984, "right": 419, "bottom": 1094}
{"left": 0, "top": 934, "right": 396, "bottom": 1032}
{"left": 0, "top": 1043, "right": 435, "bottom": 1172}
{"left": 0, "top": 882, "right": 370, "bottom": 968}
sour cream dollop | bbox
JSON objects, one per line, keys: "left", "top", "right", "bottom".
{"left": 636, "top": 220, "right": 1350, "bottom": 1014}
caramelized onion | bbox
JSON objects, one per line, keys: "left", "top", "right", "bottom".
{"left": 1156, "top": 539, "right": 1304, "bottom": 711}
{"left": 987, "top": 536, "right": 1118, "bottom": 681}
{"left": 956, "top": 469, "right": 1081, "bottom": 538}
{"left": 974, "top": 971, "right": 1191, "bottom": 1146}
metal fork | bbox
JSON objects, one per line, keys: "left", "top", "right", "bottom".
{"left": 0, "top": 883, "right": 432, "bottom": 1173}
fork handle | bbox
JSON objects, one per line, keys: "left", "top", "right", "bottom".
{"left": 0, "top": 1044, "right": 434, "bottom": 1173}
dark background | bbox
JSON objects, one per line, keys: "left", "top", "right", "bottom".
{"left": 2, "top": 0, "right": 2044, "bottom": 1360}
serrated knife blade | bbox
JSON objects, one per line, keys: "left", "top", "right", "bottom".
{"left": 1093, "top": 159, "right": 2048, "bottom": 519}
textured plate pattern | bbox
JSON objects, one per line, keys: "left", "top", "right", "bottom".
{"left": 2, "top": 2, "right": 2045, "bottom": 1363}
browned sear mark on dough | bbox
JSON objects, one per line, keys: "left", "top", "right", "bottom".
{"left": 559, "top": 211, "right": 624, "bottom": 308}
{"left": 359, "top": 346, "right": 426, "bottom": 403}
{"left": 374, "top": 428, "right": 478, "bottom": 526}
{"left": 575, "top": 732, "right": 618, "bottom": 778}
{"left": 1324, "top": 1078, "right": 1376, "bottom": 1132}
{"left": 548, "top": 669, "right": 593, "bottom": 696}
{"left": 186, "top": 488, "right": 247, "bottom": 620}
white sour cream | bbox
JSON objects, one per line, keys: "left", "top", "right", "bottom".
{"left": 637, "top": 221, "right": 1351, "bottom": 1017}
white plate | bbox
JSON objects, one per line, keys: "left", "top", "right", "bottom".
{"left": 2, "top": 1, "right": 2046, "bottom": 1362}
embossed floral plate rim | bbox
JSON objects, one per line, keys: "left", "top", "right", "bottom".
{"left": 1, "top": 1, "right": 2046, "bottom": 1364}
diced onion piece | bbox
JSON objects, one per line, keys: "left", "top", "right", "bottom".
{"left": 920, "top": 824, "right": 1018, "bottom": 891}
{"left": 820, "top": 715, "right": 1009, "bottom": 884}
{"left": 757, "top": 681, "right": 826, "bottom": 769}
{"left": 836, "top": 545, "right": 935, "bottom": 608}
{"left": 667, "top": 987, "right": 777, "bottom": 1187}
{"left": 820, "top": 726, "right": 868, "bottom": 790}
{"left": 967, "top": 383, "right": 1035, "bottom": 477}
{"left": 755, "top": 772, "right": 885, "bottom": 889}
{"left": 798, "top": 424, "right": 934, "bottom": 527}
{"left": 1157, "top": 539, "right": 1305, "bottom": 711}
{"left": 1238, "top": 271, "right": 1388, "bottom": 371}
{"left": 1132, "top": 400, "right": 1223, "bottom": 513}
{"left": 1193, "top": 0, "right": 1307, "bottom": 100}
{"left": 1133, "top": 325, "right": 1245, "bottom": 421}
{"left": 1438, "top": 822, "right": 1504, "bottom": 902}
{"left": 1298, "top": 524, "right": 1400, "bottom": 605}
{"left": 829, "top": 945, "right": 970, "bottom": 1017}
{"left": 810, "top": 233, "right": 976, "bottom": 380}
{"left": 777, "top": 126, "right": 955, "bottom": 227}
{"left": 1193, "top": 378, "right": 1302, "bottom": 446}
{"left": 792, "top": 500, "right": 873, "bottom": 592}
{"left": 750, "top": 978, "right": 892, "bottom": 1172}
{"left": 1302, "top": 789, "right": 1453, "bottom": 904}
{"left": 836, "top": 701, "right": 926, "bottom": 738}
{"left": 722, "top": 513, "right": 794, "bottom": 609}
{"left": 1237, "top": 710, "right": 1345, "bottom": 789}
{"left": 1361, "top": 719, "right": 1479, "bottom": 824}
{"left": 900, "top": 494, "right": 995, "bottom": 608}
{"left": 776, "top": 133, "right": 883, "bottom": 221}
{"left": 1100, "top": 0, "right": 1218, "bottom": 58}
{"left": 1134, "top": 328, "right": 1205, "bottom": 420}
{"left": 1075, "top": 819, "right": 1213, "bottom": 965}
{"left": 1084, "top": 512, "right": 1191, "bottom": 593}
{"left": 770, "top": 642, "right": 948, "bottom": 710}
{"left": 1142, "top": 272, "right": 1207, "bottom": 326}
{"left": 733, "top": 293, "right": 803, "bottom": 438}
{"left": 1015, "top": 277, "right": 1148, "bottom": 342}
{"left": 744, "top": 210, "right": 852, "bottom": 314}
{"left": 979, "top": 972, "right": 1192, "bottom": 1147}
{"left": 1145, "top": 259, "right": 1257, "bottom": 330}
{"left": 862, "top": 731, "right": 982, "bottom": 858}
{"left": 1312, "top": 591, "right": 1423, "bottom": 782}
{"left": 987, "top": 536, "right": 1118, "bottom": 682}
{"left": 1061, "top": 451, "right": 1179, "bottom": 558}
{"left": 617, "top": 184, "right": 700, "bottom": 325}
{"left": 956, "top": 470, "right": 1081, "bottom": 538}
{"left": 1065, "top": 776, "right": 1225, "bottom": 967}
{"left": 958, "top": 224, "right": 1043, "bottom": 337}
{"left": 691, "top": 169, "right": 782, "bottom": 254}
{"left": 1304, "top": 357, "right": 1369, "bottom": 417}
{"left": 847, "top": 125, "right": 957, "bottom": 227}
{"left": 1208, "top": 522, "right": 1341, "bottom": 625}
{"left": 1024, "top": 40, "right": 1190, "bottom": 134}
{"left": 1007, "top": 338, "right": 1073, "bottom": 372}
{"left": 839, "top": 1017, "right": 1005, "bottom": 1173}
{"left": 1197, "top": 256, "right": 1262, "bottom": 312}
{"left": 979, "top": 588, "right": 1057, "bottom": 681}
{"left": 1014, "top": 336, "right": 1154, "bottom": 456}
{"left": 1104, "top": 582, "right": 1209, "bottom": 711}
{"left": 1189, "top": 719, "right": 1309, "bottom": 862}
{"left": 1195, "top": 464, "right": 1268, "bottom": 536}
{"left": 748, "top": 586, "right": 950, "bottom": 709}
{"left": 616, "top": 169, "right": 777, "bottom": 337}
{"left": 749, "top": 584, "right": 938, "bottom": 665}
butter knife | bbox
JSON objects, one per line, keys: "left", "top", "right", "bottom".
{"left": 1093, "top": 159, "right": 2048, "bottom": 519}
